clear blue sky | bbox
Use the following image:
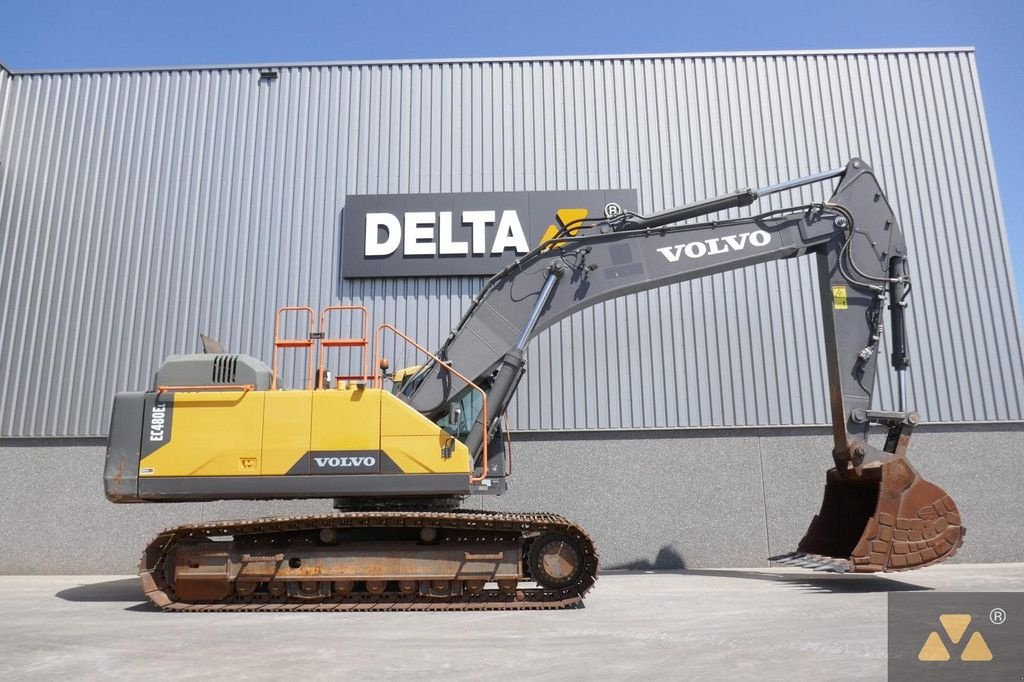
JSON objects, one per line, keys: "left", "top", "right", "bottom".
{"left": 2, "top": 0, "right": 1022, "bottom": 311}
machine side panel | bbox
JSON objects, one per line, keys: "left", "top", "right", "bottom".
{"left": 309, "top": 389, "right": 381, "bottom": 450}
{"left": 380, "top": 392, "right": 471, "bottom": 474}
{"left": 139, "top": 391, "right": 266, "bottom": 477}
{"left": 261, "top": 390, "right": 313, "bottom": 475}
{"left": 297, "top": 388, "right": 384, "bottom": 476}
{"left": 117, "top": 387, "right": 471, "bottom": 501}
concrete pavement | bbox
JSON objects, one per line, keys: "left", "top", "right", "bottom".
{"left": 1, "top": 564, "right": 1022, "bottom": 680}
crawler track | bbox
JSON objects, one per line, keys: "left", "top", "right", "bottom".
{"left": 139, "top": 510, "right": 598, "bottom": 612}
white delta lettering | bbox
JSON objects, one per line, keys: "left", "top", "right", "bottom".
{"left": 313, "top": 456, "right": 377, "bottom": 468}
{"left": 364, "top": 210, "right": 528, "bottom": 257}
{"left": 656, "top": 230, "right": 772, "bottom": 263}
{"left": 149, "top": 403, "right": 167, "bottom": 442}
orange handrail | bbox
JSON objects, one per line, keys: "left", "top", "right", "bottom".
{"left": 157, "top": 384, "right": 255, "bottom": 393}
{"left": 319, "top": 305, "right": 370, "bottom": 383}
{"left": 272, "top": 306, "right": 316, "bottom": 390}
{"left": 373, "top": 323, "right": 489, "bottom": 485}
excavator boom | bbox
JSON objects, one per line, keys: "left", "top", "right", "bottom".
{"left": 399, "top": 158, "right": 963, "bottom": 573}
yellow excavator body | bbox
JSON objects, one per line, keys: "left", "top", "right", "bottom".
{"left": 136, "top": 387, "right": 470, "bottom": 479}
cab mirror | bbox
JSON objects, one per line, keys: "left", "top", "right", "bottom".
{"left": 447, "top": 404, "right": 463, "bottom": 435}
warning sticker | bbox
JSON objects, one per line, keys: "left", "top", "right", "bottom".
{"left": 832, "top": 285, "right": 848, "bottom": 310}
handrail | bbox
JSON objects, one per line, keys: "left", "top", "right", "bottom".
{"left": 157, "top": 384, "right": 255, "bottom": 393}
{"left": 319, "top": 305, "right": 370, "bottom": 383}
{"left": 272, "top": 306, "right": 316, "bottom": 390}
{"left": 373, "top": 323, "right": 489, "bottom": 485}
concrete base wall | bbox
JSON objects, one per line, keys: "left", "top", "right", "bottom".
{"left": 1, "top": 424, "right": 1020, "bottom": 574}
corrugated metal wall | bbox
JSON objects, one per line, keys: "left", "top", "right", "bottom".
{"left": 1, "top": 49, "right": 1022, "bottom": 437}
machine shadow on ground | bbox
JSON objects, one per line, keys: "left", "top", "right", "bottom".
{"left": 642, "top": 569, "right": 933, "bottom": 593}
{"left": 606, "top": 545, "right": 932, "bottom": 593}
{"left": 56, "top": 579, "right": 157, "bottom": 611}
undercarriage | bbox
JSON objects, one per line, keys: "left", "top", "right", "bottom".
{"left": 140, "top": 510, "right": 598, "bottom": 611}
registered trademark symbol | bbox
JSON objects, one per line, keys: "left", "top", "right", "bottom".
{"left": 990, "top": 607, "right": 1006, "bottom": 625}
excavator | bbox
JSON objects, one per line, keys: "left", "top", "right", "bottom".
{"left": 104, "top": 158, "right": 964, "bottom": 611}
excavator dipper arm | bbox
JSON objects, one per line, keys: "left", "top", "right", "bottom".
{"left": 401, "top": 158, "right": 964, "bottom": 573}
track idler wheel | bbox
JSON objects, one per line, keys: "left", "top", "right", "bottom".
{"left": 786, "top": 455, "right": 965, "bottom": 573}
{"left": 528, "top": 533, "right": 585, "bottom": 589}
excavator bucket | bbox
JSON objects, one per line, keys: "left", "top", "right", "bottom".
{"left": 772, "top": 456, "right": 964, "bottom": 573}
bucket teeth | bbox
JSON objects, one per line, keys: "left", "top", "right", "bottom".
{"left": 802, "top": 555, "right": 831, "bottom": 569}
{"left": 768, "top": 550, "right": 852, "bottom": 573}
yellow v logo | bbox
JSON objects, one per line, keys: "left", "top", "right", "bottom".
{"left": 917, "top": 614, "right": 993, "bottom": 662}
{"left": 539, "top": 208, "right": 589, "bottom": 249}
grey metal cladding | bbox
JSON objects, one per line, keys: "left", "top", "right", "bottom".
{"left": 0, "top": 49, "right": 1021, "bottom": 436}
